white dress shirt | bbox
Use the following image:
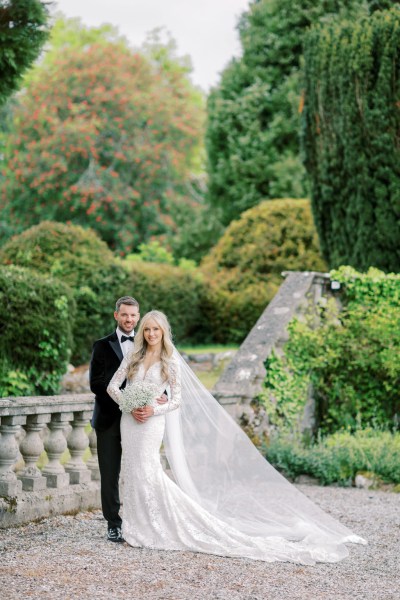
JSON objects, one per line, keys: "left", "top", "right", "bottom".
{"left": 116, "top": 327, "right": 134, "bottom": 358}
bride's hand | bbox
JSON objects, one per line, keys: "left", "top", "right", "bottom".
{"left": 132, "top": 406, "right": 155, "bottom": 423}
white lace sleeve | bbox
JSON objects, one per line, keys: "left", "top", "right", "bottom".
{"left": 153, "top": 358, "right": 181, "bottom": 416}
{"left": 107, "top": 355, "right": 130, "bottom": 406}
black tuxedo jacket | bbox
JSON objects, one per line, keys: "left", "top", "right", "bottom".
{"left": 89, "top": 331, "right": 126, "bottom": 431}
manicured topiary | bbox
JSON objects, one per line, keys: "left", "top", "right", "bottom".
{"left": 0, "top": 221, "right": 130, "bottom": 362}
{"left": 0, "top": 220, "right": 114, "bottom": 280}
{"left": 201, "top": 199, "right": 326, "bottom": 342}
{"left": 0, "top": 265, "right": 75, "bottom": 395}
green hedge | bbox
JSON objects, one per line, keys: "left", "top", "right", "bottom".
{"left": 0, "top": 265, "right": 75, "bottom": 395}
{"left": 0, "top": 221, "right": 131, "bottom": 363}
{"left": 201, "top": 198, "right": 326, "bottom": 342}
{"left": 126, "top": 261, "right": 207, "bottom": 343}
{"left": 0, "top": 221, "right": 212, "bottom": 364}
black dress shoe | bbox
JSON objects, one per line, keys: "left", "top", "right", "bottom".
{"left": 107, "top": 526, "right": 125, "bottom": 543}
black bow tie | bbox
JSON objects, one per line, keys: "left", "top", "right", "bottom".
{"left": 120, "top": 335, "right": 134, "bottom": 343}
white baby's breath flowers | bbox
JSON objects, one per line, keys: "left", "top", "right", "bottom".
{"left": 119, "top": 381, "right": 159, "bottom": 413}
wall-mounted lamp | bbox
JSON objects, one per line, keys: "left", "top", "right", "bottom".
{"left": 330, "top": 280, "right": 341, "bottom": 292}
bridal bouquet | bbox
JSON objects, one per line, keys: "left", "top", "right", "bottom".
{"left": 119, "top": 381, "right": 159, "bottom": 413}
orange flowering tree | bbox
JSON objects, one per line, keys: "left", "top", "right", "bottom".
{"left": 0, "top": 19, "right": 204, "bottom": 253}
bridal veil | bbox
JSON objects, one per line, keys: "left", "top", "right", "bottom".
{"left": 163, "top": 349, "right": 366, "bottom": 562}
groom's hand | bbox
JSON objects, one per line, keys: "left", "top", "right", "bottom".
{"left": 132, "top": 406, "right": 154, "bottom": 423}
{"left": 156, "top": 393, "right": 168, "bottom": 405}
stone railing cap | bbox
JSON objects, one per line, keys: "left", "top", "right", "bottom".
{"left": 0, "top": 393, "right": 94, "bottom": 416}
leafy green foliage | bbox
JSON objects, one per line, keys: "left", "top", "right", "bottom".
{"left": 126, "top": 241, "right": 175, "bottom": 265}
{"left": 0, "top": 221, "right": 131, "bottom": 363}
{"left": 201, "top": 198, "right": 326, "bottom": 342}
{"left": 369, "top": 0, "right": 400, "bottom": 10}
{"left": 0, "top": 17, "right": 205, "bottom": 254}
{"left": 163, "top": 181, "right": 225, "bottom": 264}
{"left": 265, "top": 429, "right": 400, "bottom": 485}
{"left": 205, "top": 0, "right": 371, "bottom": 226}
{"left": 0, "top": 362, "right": 34, "bottom": 397}
{"left": 289, "top": 303, "right": 399, "bottom": 432}
{"left": 0, "top": 0, "right": 49, "bottom": 106}
{"left": 262, "top": 267, "right": 400, "bottom": 434}
{"left": 259, "top": 352, "right": 310, "bottom": 432}
{"left": 331, "top": 265, "right": 400, "bottom": 308}
{"left": 302, "top": 7, "right": 400, "bottom": 271}
{"left": 0, "top": 265, "right": 75, "bottom": 395}
{"left": 126, "top": 240, "right": 197, "bottom": 271}
{"left": 126, "top": 261, "right": 207, "bottom": 344}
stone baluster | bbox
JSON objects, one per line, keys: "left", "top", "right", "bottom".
{"left": 0, "top": 415, "right": 26, "bottom": 496}
{"left": 42, "top": 412, "right": 72, "bottom": 488}
{"left": 86, "top": 428, "right": 100, "bottom": 480}
{"left": 65, "top": 411, "right": 92, "bottom": 484}
{"left": 17, "top": 414, "right": 51, "bottom": 491}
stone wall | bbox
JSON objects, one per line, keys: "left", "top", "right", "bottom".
{"left": 212, "top": 271, "right": 333, "bottom": 441}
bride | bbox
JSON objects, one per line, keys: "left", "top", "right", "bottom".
{"left": 107, "top": 310, "right": 366, "bottom": 564}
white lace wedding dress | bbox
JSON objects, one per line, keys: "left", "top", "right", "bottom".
{"left": 107, "top": 353, "right": 366, "bottom": 565}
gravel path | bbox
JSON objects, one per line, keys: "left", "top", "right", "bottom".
{"left": 1, "top": 485, "right": 399, "bottom": 600}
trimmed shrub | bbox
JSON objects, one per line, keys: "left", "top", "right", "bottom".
{"left": 126, "top": 261, "right": 207, "bottom": 343}
{"left": 201, "top": 198, "right": 326, "bottom": 342}
{"left": 0, "top": 265, "right": 75, "bottom": 395}
{"left": 0, "top": 221, "right": 131, "bottom": 363}
{"left": 201, "top": 282, "right": 274, "bottom": 344}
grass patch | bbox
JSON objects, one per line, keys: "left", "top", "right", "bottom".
{"left": 177, "top": 344, "right": 239, "bottom": 354}
{"left": 196, "top": 364, "right": 227, "bottom": 390}
{"left": 176, "top": 344, "right": 237, "bottom": 389}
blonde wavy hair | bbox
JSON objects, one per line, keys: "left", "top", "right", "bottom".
{"left": 127, "top": 310, "right": 174, "bottom": 381}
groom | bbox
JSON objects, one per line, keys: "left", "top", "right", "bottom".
{"left": 90, "top": 296, "right": 140, "bottom": 542}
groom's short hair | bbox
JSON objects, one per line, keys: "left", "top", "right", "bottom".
{"left": 115, "top": 296, "right": 139, "bottom": 312}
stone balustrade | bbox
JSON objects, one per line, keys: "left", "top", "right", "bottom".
{"left": 0, "top": 393, "right": 100, "bottom": 527}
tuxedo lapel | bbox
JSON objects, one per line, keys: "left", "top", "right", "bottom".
{"left": 109, "top": 334, "right": 123, "bottom": 362}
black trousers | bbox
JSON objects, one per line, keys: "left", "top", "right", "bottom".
{"left": 96, "top": 418, "right": 122, "bottom": 529}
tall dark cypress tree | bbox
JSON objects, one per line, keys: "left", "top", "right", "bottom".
{"left": 302, "top": 7, "right": 400, "bottom": 272}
